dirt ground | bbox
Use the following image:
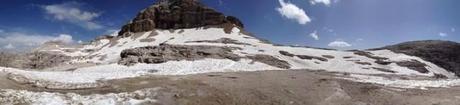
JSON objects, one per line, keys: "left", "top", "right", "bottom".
{"left": 2, "top": 70, "right": 460, "bottom": 105}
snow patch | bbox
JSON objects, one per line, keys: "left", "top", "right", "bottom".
{"left": 14, "top": 27, "right": 458, "bottom": 89}
{"left": 341, "top": 74, "right": 460, "bottom": 89}
{"left": 1, "top": 59, "right": 280, "bottom": 89}
{"left": 0, "top": 88, "right": 159, "bottom": 105}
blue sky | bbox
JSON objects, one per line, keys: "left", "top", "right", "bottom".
{"left": 0, "top": 0, "right": 459, "bottom": 51}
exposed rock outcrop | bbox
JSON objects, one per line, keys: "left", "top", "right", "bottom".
{"left": 247, "top": 54, "right": 291, "bottom": 69}
{"left": 374, "top": 40, "right": 460, "bottom": 76}
{"left": 353, "top": 51, "right": 391, "bottom": 65}
{"left": 296, "top": 55, "right": 328, "bottom": 62}
{"left": 0, "top": 52, "right": 71, "bottom": 70}
{"left": 371, "top": 67, "right": 396, "bottom": 73}
{"left": 0, "top": 52, "right": 24, "bottom": 68}
{"left": 24, "top": 52, "right": 72, "bottom": 70}
{"left": 395, "top": 60, "right": 429, "bottom": 73}
{"left": 279, "top": 50, "right": 328, "bottom": 62}
{"left": 185, "top": 38, "right": 252, "bottom": 45}
{"left": 279, "top": 51, "right": 295, "bottom": 57}
{"left": 119, "top": 0, "right": 244, "bottom": 36}
{"left": 119, "top": 44, "right": 242, "bottom": 65}
{"left": 119, "top": 44, "right": 291, "bottom": 69}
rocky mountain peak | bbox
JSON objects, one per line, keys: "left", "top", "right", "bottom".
{"left": 118, "top": 0, "right": 244, "bottom": 36}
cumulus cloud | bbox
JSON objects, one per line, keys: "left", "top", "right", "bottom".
{"left": 328, "top": 40, "right": 352, "bottom": 48}
{"left": 0, "top": 31, "right": 75, "bottom": 51}
{"left": 310, "top": 0, "right": 331, "bottom": 6}
{"left": 276, "top": 0, "right": 311, "bottom": 25}
{"left": 452, "top": 28, "right": 456, "bottom": 32}
{"left": 42, "top": 2, "right": 103, "bottom": 30}
{"left": 105, "top": 29, "right": 120, "bottom": 36}
{"left": 4, "top": 43, "right": 14, "bottom": 49}
{"left": 53, "top": 34, "right": 75, "bottom": 44}
{"left": 439, "top": 32, "right": 448, "bottom": 37}
{"left": 309, "top": 31, "right": 319, "bottom": 40}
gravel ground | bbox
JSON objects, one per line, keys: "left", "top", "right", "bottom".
{"left": 2, "top": 70, "right": 460, "bottom": 105}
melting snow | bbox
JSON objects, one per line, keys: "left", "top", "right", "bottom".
{"left": 1, "top": 27, "right": 458, "bottom": 89}
{"left": 341, "top": 74, "right": 460, "bottom": 89}
{"left": 1, "top": 59, "right": 279, "bottom": 89}
{"left": 0, "top": 88, "right": 159, "bottom": 105}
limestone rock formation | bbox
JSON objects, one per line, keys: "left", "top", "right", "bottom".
{"left": 119, "top": 44, "right": 242, "bottom": 65}
{"left": 119, "top": 0, "right": 244, "bottom": 36}
{"left": 24, "top": 52, "right": 71, "bottom": 70}
{"left": 0, "top": 51, "right": 71, "bottom": 70}
{"left": 118, "top": 44, "right": 292, "bottom": 69}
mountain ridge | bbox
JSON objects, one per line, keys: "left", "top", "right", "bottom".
{"left": 373, "top": 40, "right": 460, "bottom": 76}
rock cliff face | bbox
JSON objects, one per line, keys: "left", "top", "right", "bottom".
{"left": 118, "top": 44, "right": 242, "bottom": 65}
{"left": 0, "top": 51, "right": 70, "bottom": 70}
{"left": 0, "top": 52, "right": 23, "bottom": 68}
{"left": 118, "top": 0, "right": 244, "bottom": 36}
{"left": 374, "top": 40, "right": 460, "bottom": 76}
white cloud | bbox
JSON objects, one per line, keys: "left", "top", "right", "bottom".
{"left": 4, "top": 43, "right": 14, "bottom": 49}
{"left": 328, "top": 40, "right": 352, "bottom": 48}
{"left": 105, "top": 29, "right": 120, "bottom": 36}
{"left": 53, "top": 34, "right": 75, "bottom": 44}
{"left": 439, "top": 32, "right": 448, "bottom": 37}
{"left": 309, "top": 31, "right": 319, "bottom": 40}
{"left": 452, "top": 28, "right": 456, "bottom": 32}
{"left": 310, "top": 0, "right": 331, "bottom": 6}
{"left": 0, "top": 31, "right": 76, "bottom": 51}
{"left": 277, "top": 0, "right": 311, "bottom": 25}
{"left": 356, "top": 38, "right": 364, "bottom": 41}
{"left": 42, "top": 2, "right": 103, "bottom": 30}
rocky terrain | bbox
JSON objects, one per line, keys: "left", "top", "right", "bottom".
{"left": 374, "top": 40, "right": 460, "bottom": 76}
{"left": 118, "top": 44, "right": 242, "bottom": 65}
{"left": 3, "top": 70, "right": 460, "bottom": 105}
{"left": 0, "top": 51, "right": 71, "bottom": 70}
{"left": 118, "top": 0, "right": 244, "bottom": 36}
{"left": 0, "top": 0, "right": 460, "bottom": 105}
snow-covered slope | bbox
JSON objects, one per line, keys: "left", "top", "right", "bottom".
{"left": 2, "top": 26, "right": 454, "bottom": 89}
{"left": 1, "top": 0, "right": 457, "bottom": 90}
{"left": 55, "top": 27, "right": 456, "bottom": 77}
